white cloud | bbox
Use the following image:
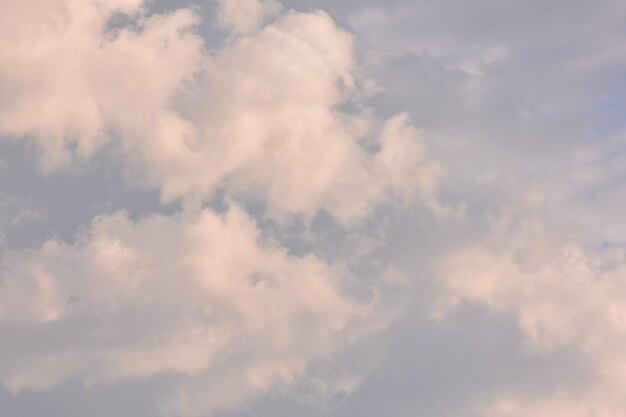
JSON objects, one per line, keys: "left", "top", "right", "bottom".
{"left": 0, "top": 203, "right": 399, "bottom": 414}
{"left": 0, "top": 1, "right": 448, "bottom": 413}
{"left": 0, "top": 0, "right": 202, "bottom": 169}
{"left": 216, "top": 0, "right": 282, "bottom": 33}
{"left": 482, "top": 391, "right": 626, "bottom": 417}
{"left": 119, "top": 9, "right": 449, "bottom": 223}
{"left": 437, "top": 202, "right": 626, "bottom": 415}
{"left": 0, "top": 0, "right": 448, "bottom": 225}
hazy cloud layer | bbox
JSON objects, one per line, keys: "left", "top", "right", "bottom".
{"left": 1, "top": 0, "right": 626, "bottom": 416}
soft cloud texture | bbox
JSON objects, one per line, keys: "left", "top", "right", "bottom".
{"left": 0, "top": 203, "right": 399, "bottom": 415}
{"left": 216, "top": 0, "right": 281, "bottom": 33}
{"left": 2, "top": 0, "right": 626, "bottom": 416}
{"left": 0, "top": 0, "right": 203, "bottom": 169}
{"left": 0, "top": 0, "right": 446, "bottom": 224}
{"left": 0, "top": 0, "right": 439, "bottom": 415}
{"left": 438, "top": 200, "right": 626, "bottom": 415}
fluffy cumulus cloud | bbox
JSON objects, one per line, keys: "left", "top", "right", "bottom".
{"left": 438, "top": 195, "right": 626, "bottom": 415}
{"left": 0, "top": 0, "right": 447, "bottom": 223}
{"left": 2, "top": 0, "right": 626, "bottom": 415}
{"left": 0, "top": 0, "right": 442, "bottom": 415}
{"left": 216, "top": 0, "right": 282, "bottom": 33}
{"left": 0, "top": 204, "right": 396, "bottom": 414}
{"left": 0, "top": 0, "right": 203, "bottom": 169}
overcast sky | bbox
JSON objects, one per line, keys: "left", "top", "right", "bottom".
{"left": 2, "top": 0, "right": 626, "bottom": 416}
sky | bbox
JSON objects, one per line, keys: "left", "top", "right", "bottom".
{"left": 1, "top": 0, "right": 626, "bottom": 416}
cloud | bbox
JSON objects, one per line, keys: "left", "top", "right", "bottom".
{"left": 216, "top": 0, "right": 282, "bottom": 33}
{"left": 139, "top": 8, "right": 449, "bottom": 223}
{"left": 437, "top": 198, "right": 626, "bottom": 415}
{"left": 0, "top": 0, "right": 203, "bottom": 169}
{"left": 0, "top": 1, "right": 451, "bottom": 413}
{"left": 8, "top": 0, "right": 626, "bottom": 415}
{"left": 0, "top": 203, "right": 400, "bottom": 415}
{"left": 0, "top": 0, "right": 448, "bottom": 225}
